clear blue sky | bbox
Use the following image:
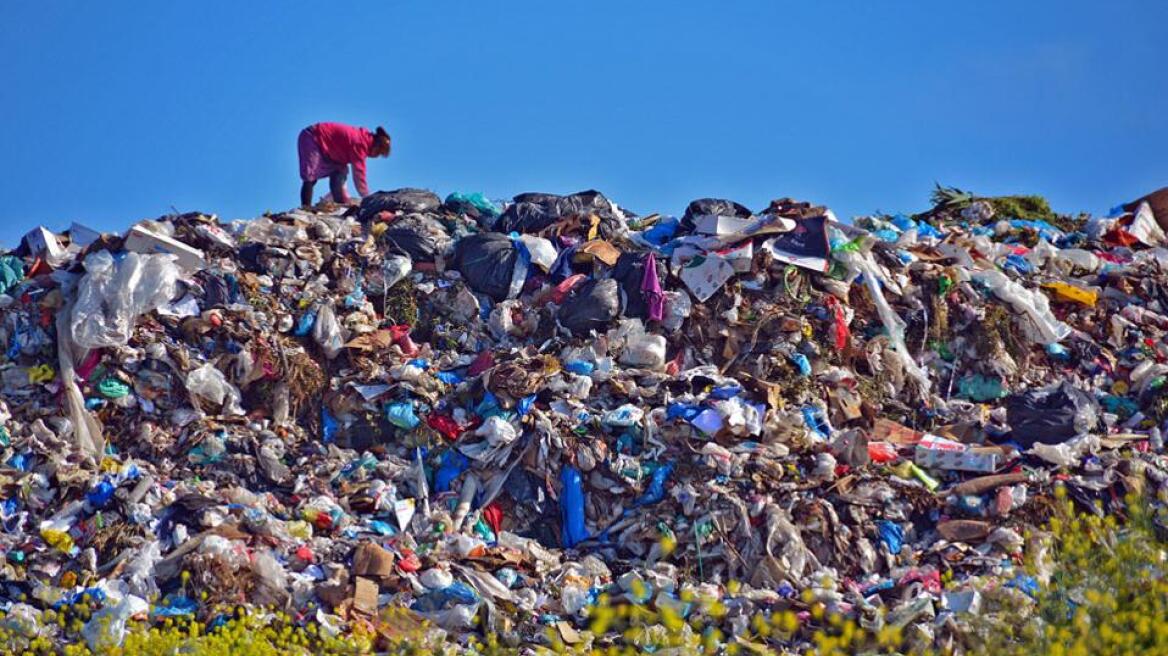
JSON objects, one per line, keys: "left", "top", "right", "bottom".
{"left": 2, "top": 1, "right": 1166, "bottom": 245}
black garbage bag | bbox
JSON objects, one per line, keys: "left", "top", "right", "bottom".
{"left": 681, "top": 198, "right": 752, "bottom": 231}
{"left": 559, "top": 278, "right": 622, "bottom": 335}
{"left": 453, "top": 232, "right": 524, "bottom": 302}
{"left": 612, "top": 252, "right": 667, "bottom": 320}
{"left": 498, "top": 190, "right": 622, "bottom": 236}
{"left": 358, "top": 188, "right": 442, "bottom": 221}
{"left": 1005, "top": 381, "right": 1099, "bottom": 447}
{"left": 383, "top": 214, "right": 452, "bottom": 262}
{"left": 497, "top": 201, "right": 558, "bottom": 234}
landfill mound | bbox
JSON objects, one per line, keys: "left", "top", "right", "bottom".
{"left": 2, "top": 184, "right": 1168, "bottom": 651}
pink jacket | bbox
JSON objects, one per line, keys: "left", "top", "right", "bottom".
{"left": 310, "top": 122, "right": 374, "bottom": 196}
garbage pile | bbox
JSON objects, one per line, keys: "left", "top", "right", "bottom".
{"left": 2, "top": 183, "right": 1168, "bottom": 651}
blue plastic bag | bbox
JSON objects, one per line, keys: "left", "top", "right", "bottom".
{"left": 435, "top": 451, "right": 470, "bottom": 493}
{"left": 445, "top": 191, "right": 500, "bottom": 218}
{"left": 801, "top": 406, "right": 832, "bottom": 439}
{"left": 666, "top": 402, "right": 702, "bottom": 422}
{"left": 709, "top": 385, "right": 743, "bottom": 400}
{"left": 321, "top": 408, "right": 339, "bottom": 443}
{"left": 889, "top": 214, "right": 916, "bottom": 231}
{"left": 564, "top": 360, "right": 595, "bottom": 376}
{"left": 87, "top": 479, "right": 116, "bottom": 509}
{"left": 789, "top": 353, "right": 812, "bottom": 377}
{"left": 634, "top": 462, "right": 674, "bottom": 507}
{"left": 642, "top": 217, "right": 680, "bottom": 246}
{"left": 385, "top": 401, "right": 421, "bottom": 430}
{"left": 153, "top": 595, "right": 198, "bottom": 617}
{"left": 412, "top": 580, "right": 480, "bottom": 612}
{"left": 876, "top": 520, "right": 903, "bottom": 554}
{"left": 475, "top": 392, "right": 502, "bottom": 418}
{"left": 293, "top": 311, "right": 316, "bottom": 337}
{"left": 560, "top": 466, "right": 589, "bottom": 548}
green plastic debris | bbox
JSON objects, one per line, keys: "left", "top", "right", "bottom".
{"left": 0, "top": 256, "right": 24, "bottom": 296}
{"left": 445, "top": 192, "right": 499, "bottom": 218}
{"left": 473, "top": 516, "right": 495, "bottom": 542}
{"left": 937, "top": 275, "right": 953, "bottom": 295}
{"left": 957, "top": 375, "right": 1005, "bottom": 402}
{"left": 97, "top": 377, "right": 131, "bottom": 399}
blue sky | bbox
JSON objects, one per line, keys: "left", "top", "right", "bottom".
{"left": 1, "top": 1, "right": 1165, "bottom": 245}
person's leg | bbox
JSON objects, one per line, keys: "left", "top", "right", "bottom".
{"left": 329, "top": 167, "right": 350, "bottom": 204}
{"left": 298, "top": 128, "right": 324, "bottom": 207}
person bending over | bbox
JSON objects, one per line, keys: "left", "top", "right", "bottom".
{"left": 297, "top": 122, "right": 390, "bottom": 207}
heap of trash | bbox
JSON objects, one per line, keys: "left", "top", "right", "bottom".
{"left": 1, "top": 183, "right": 1168, "bottom": 652}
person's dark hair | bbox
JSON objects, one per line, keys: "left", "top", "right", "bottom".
{"left": 374, "top": 126, "right": 389, "bottom": 141}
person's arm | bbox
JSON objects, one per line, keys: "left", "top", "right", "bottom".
{"left": 352, "top": 157, "right": 370, "bottom": 198}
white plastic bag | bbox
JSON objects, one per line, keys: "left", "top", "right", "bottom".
{"left": 610, "top": 319, "right": 667, "bottom": 370}
{"left": 56, "top": 303, "right": 105, "bottom": 457}
{"left": 420, "top": 568, "right": 454, "bottom": 590}
{"left": 123, "top": 540, "right": 162, "bottom": 598}
{"left": 312, "top": 303, "right": 345, "bottom": 360}
{"left": 82, "top": 594, "right": 149, "bottom": 651}
{"left": 661, "top": 290, "right": 692, "bottom": 332}
{"left": 186, "top": 363, "right": 244, "bottom": 416}
{"left": 620, "top": 333, "right": 667, "bottom": 370}
{"left": 973, "top": 269, "right": 1071, "bottom": 345}
{"left": 518, "top": 235, "right": 557, "bottom": 272}
{"left": 70, "top": 251, "right": 179, "bottom": 349}
{"left": 382, "top": 255, "right": 413, "bottom": 290}
{"left": 854, "top": 253, "right": 930, "bottom": 392}
{"left": 475, "top": 416, "right": 518, "bottom": 446}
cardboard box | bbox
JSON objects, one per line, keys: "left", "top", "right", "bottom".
{"left": 679, "top": 254, "right": 735, "bottom": 302}
{"left": 914, "top": 435, "right": 999, "bottom": 473}
{"left": 871, "top": 418, "right": 925, "bottom": 445}
{"left": 124, "top": 225, "right": 206, "bottom": 271}
{"left": 695, "top": 214, "right": 757, "bottom": 236}
{"left": 69, "top": 222, "right": 103, "bottom": 248}
{"left": 23, "top": 227, "right": 65, "bottom": 259}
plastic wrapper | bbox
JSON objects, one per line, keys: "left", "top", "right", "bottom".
{"left": 381, "top": 254, "right": 413, "bottom": 291}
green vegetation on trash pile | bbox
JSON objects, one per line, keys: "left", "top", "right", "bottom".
{"left": 15, "top": 486, "right": 1166, "bottom": 655}
{"left": 923, "top": 183, "right": 1085, "bottom": 232}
